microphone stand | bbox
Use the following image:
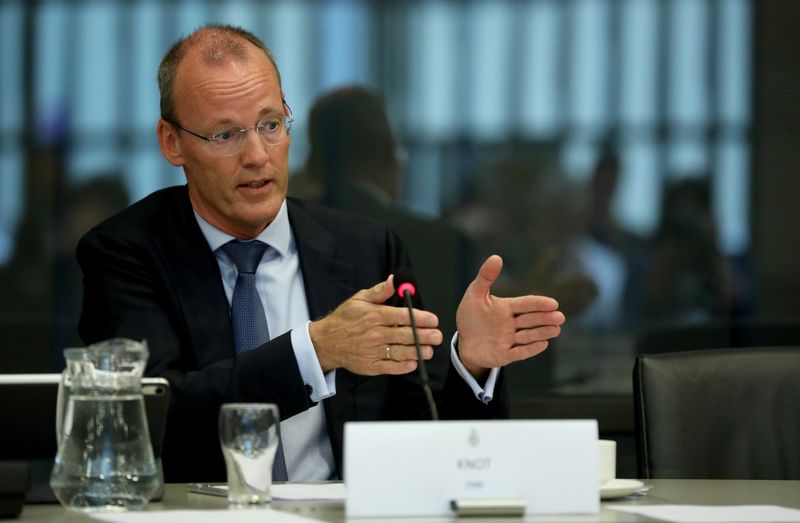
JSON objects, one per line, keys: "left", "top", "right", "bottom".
{"left": 402, "top": 290, "right": 439, "bottom": 421}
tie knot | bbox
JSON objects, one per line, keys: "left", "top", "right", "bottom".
{"left": 222, "top": 240, "right": 268, "bottom": 274}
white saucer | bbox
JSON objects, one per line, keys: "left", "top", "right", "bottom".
{"left": 600, "top": 479, "right": 645, "bottom": 500}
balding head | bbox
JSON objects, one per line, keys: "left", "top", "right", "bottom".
{"left": 157, "top": 24, "right": 281, "bottom": 122}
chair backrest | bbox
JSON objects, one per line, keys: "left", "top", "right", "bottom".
{"left": 633, "top": 346, "right": 800, "bottom": 479}
{"left": 636, "top": 321, "right": 800, "bottom": 355}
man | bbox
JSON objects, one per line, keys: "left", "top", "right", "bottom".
{"left": 77, "top": 25, "right": 565, "bottom": 482}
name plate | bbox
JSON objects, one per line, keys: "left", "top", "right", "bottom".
{"left": 344, "top": 419, "right": 599, "bottom": 517}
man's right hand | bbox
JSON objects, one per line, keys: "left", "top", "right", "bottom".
{"left": 309, "top": 275, "right": 443, "bottom": 376}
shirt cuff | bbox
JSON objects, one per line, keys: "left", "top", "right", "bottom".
{"left": 449, "top": 332, "right": 499, "bottom": 404}
{"left": 290, "top": 321, "right": 336, "bottom": 402}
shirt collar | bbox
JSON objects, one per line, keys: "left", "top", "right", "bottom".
{"left": 193, "top": 199, "right": 292, "bottom": 258}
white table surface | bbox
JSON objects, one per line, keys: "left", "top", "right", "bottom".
{"left": 16, "top": 480, "right": 800, "bottom": 522}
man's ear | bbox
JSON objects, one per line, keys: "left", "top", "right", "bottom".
{"left": 157, "top": 119, "right": 185, "bottom": 167}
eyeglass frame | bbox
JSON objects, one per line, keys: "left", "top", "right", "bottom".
{"left": 163, "top": 100, "right": 294, "bottom": 154}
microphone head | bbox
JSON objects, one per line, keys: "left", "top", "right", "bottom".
{"left": 394, "top": 267, "right": 417, "bottom": 298}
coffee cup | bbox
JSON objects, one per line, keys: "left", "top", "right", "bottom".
{"left": 597, "top": 439, "right": 616, "bottom": 486}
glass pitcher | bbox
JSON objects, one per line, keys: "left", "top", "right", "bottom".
{"left": 50, "top": 338, "right": 161, "bottom": 511}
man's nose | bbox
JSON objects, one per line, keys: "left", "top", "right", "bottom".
{"left": 240, "top": 129, "right": 269, "bottom": 166}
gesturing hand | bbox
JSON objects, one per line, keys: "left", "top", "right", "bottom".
{"left": 456, "top": 255, "right": 566, "bottom": 378}
{"left": 310, "top": 275, "right": 443, "bottom": 376}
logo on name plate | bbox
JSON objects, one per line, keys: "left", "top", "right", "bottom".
{"left": 469, "top": 428, "right": 479, "bottom": 447}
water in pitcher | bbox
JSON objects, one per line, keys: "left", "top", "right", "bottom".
{"left": 50, "top": 394, "right": 160, "bottom": 511}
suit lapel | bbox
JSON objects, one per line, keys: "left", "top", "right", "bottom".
{"left": 287, "top": 199, "right": 357, "bottom": 320}
{"left": 156, "top": 187, "right": 235, "bottom": 367}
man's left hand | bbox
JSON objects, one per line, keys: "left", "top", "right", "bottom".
{"left": 455, "top": 255, "right": 566, "bottom": 379}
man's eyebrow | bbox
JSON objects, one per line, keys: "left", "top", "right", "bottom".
{"left": 256, "top": 107, "right": 282, "bottom": 119}
{"left": 209, "top": 108, "right": 280, "bottom": 127}
{"left": 212, "top": 118, "right": 237, "bottom": 126}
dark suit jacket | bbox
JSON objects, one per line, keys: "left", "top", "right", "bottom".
{"left": 77, "top": 185, "right": 507, "bottom": 482}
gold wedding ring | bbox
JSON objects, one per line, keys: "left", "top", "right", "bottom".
{"left": 384, "top": 345, "right": 392, "bottom": 361}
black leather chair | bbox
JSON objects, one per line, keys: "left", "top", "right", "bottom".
{"left": 636, "top": 321, "right": 800, "bottom": 355}
{"left": 634, "top": 347, "right": 800, "bottom": 479}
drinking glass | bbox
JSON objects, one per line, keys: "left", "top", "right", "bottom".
{"left": 218, "top": 403, "right": 281, "bottom": 506}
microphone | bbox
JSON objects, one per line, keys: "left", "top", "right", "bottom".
{"left": 394, "top": 268, "right": 439, "bottom": 421}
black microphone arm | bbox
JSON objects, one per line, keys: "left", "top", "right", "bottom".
{"left": 394, "top": 268, "right": 439, "bottom": 421}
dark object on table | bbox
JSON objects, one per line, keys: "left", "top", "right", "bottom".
{"left": 0, "top": 462, "right": 28, "bottom": 518}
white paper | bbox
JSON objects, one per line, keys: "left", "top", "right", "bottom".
{"left": 608, "top": 504, "right": 800, "bottom": 523}
{"left": 345, "top": 419, "right": 599, "bottom": 517}
{"left": 273, "top": 482, "right": 345, "bottom": 501}
{"left": 91, "top": 508, "right": 323, "bottom": 523}
{"left": 197, "top": 482, "right": 345, "bottom": 501}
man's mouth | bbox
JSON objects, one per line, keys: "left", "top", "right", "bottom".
{"left": 240, "top": 180, "right": 269, "bottom": 189}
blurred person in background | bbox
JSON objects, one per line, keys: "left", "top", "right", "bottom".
{"left": 294, "top": 85, "right": 468, "bottom": 344}
{"left": 449, "top": 145, "right": 599, "bottom": 320}
{"left": 631, "top": 178, "right": 752, "bottom": 323}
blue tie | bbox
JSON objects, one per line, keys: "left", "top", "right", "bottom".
{"left": 222, "top": 240, "right": 270, "bottom": 353}
{"left": 221, "top": 239, "right": 289, "bottom": 481}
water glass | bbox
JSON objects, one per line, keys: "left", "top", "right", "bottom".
{"left": 219, "top": 403, "right": 281, "bottom": 506}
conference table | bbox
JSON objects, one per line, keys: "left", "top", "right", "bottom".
{"left": 14, "top": 480, "right": 800, "bottom": 522}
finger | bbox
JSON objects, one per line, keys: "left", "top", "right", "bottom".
{"left": 508, "top": 340, "right": 550, "bottom": 362}
{"left": 507, "top": 295, "right": 560, "bottom": 315}
{"left": 514, "top": 325, "right": 561, "bottom": 346}
{"left": 373, "top": 305, "right": 440, "bottom": 329}
{"left": 514, "top": 310, "right": 566, "bottom": 329}
{"left": 370, "top": 359, "right": 418, "bottom": 376}
{"left": 384, "top": 344, "right": 435, "bottom": 362}
{"left": 465, "top": 255, "right": 503, "bottom": 298}
{"left": 377, "top": 326, "right": 443, "bottom": 347}
{"left": 353, "top": 275, "right": 395, "bottom": 305}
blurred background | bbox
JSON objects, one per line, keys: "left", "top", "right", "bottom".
{"left": 1, "top": 0, "right": 798, "bottom": 475}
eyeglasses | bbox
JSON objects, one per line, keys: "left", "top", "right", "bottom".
{"left": 165, "top": 101, "right": 294, "bottom": 157}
